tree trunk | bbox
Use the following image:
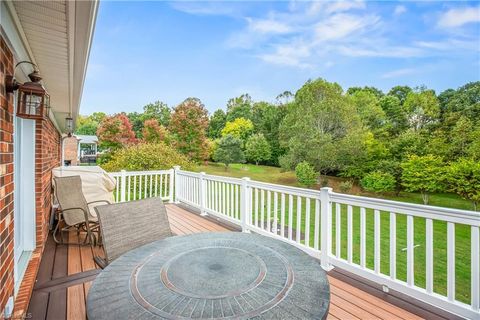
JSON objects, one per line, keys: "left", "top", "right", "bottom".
{"left": 474, "top": 201, "right": 478, "bottom": 212}
{"left": 421, "top": 191, "right": 429, "bottom": 205}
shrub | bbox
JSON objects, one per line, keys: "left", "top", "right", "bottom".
{"left": 339, "top": 180, "right": 354, "bottom": 193}
{"left": 100, "top": 143, "right": 194, "bottom": 172}
{"left": 278, "top": 154, "right": 296, "bottom": 172}
{"left": 295, "top": 161, "right": 318, "bottom": 188}
{"left": 361, "top": 171, "right": 396, "bottom": 194}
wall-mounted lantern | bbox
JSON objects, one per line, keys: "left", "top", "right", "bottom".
{"left": 65, "top": 117, "right": 74, "bottom": 134}
{"left": 5, "top": 61, "right": 50, "bottom": 120}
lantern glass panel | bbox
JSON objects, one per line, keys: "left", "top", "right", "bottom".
{"left": 24, "top": 92, "right": 43, "bottom": 116}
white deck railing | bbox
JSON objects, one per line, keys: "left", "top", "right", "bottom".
{"left": 110, "top": 167, "right": 480, "bottom": 319}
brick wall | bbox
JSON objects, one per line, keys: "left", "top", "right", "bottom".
{"left": 0, "top": 34, "right": 62, "bottom": 318}
{"left": 34, "top": 119, "right": 61, "bottom": 247}
{"left": 0, "top": 36, "right": 15, "bottom": 320}
{"left": 63, "top": 136, "right": 79, "bottom": 165}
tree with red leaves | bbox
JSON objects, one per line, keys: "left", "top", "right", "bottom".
{"left": 169, "top": 98, "right": 209, "bottom": 162}
{"left": 142, "top": 118, "right": 168, "bottom": 144}
{"left": 97, "top": 113, "right": 137, "bottom": 150}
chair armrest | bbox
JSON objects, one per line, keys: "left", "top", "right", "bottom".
{"left": 87, "top": 200, "right": 112, "bottom": 206}
{"left": 59, "top": 207, "right": 90, "bottom": 224}
{"left": 93, "top": 256, "right": 108, "bottom": 269}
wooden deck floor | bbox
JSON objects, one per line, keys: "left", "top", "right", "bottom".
{"left": 27, "top": 204, "right": 449, "bottom": 320}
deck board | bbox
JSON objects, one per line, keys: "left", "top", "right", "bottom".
{"left": 27, "top": 204, "right": 442, "bottom": 320}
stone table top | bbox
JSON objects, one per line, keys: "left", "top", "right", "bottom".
{"left": 87, "top": 232, "right": 330, "bottom": 319}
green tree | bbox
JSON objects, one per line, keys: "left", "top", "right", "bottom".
{"left": 226, "top": 94, "right": 253, "bottom": 121}
{"left": 388, "top": 85, "right": 412, "bottom": 105}
{"left": 213, "top": 135, "right": 245, "bottom": 170}
{"left": 403, "top": 89, "right": 440, "bottom": 131}
{"left": 350, "top": 90, "right": 386, "bottom": 132}
{"left": 347, "top": 86, "right": 384, "bottom": 99}
{"left": 401, "top": 155, "right": 445, "bottom": 204}
{"left": 75, "top": 121, "right": 98, "bottom": 135}
{"left": 245, "top": 133, "right": 271, "bottom": 165}
{"left": 143, "top": 101, "right": 171, "bottom": 127}
{"left": 447, "top": 158, "right": 480, "bottom": 211}
{"left": 295, "top": 161, "right": 318, "bottom": 188}
{"left": 221, "top": 117, "right": 254, "bottom": 142}
{"left": 169, "top": 98, "right": 209, "bottom": 162}
{"left": 361, "top": 171, "right": 396, "bottom": 194}
{"left": 207, "top": 109, "right": 227, "bottom": 139}
{"left": 252, "top": 101, "right": 288, "bottom": 165}
{"left": 380, "top": 95, "right": 408, "bottom": 135}
{"left": 280, "top": 78, "right": 366, "bottom": 175}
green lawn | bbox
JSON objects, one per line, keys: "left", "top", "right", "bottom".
{"left": 195, "top": 162, "right": 476, "bottom": 304}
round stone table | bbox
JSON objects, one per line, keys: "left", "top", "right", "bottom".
{"left": 87, "top": 232, "right": 330, "bottom": 319}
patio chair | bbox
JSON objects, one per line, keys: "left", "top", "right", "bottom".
{"left": 93, "top": 197, "right": 173, "bottom": 269}
{"left": 53, "top": 176, "right": 111, "bottom": 246}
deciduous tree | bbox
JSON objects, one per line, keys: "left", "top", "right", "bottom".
{"left": 213, "top": 135, "right": 245, "bottom": 170}
{"left": 142, "top": 119, "right": 168, "bottom": 144}
{"left": 401, "top": 155, "right": 445, "bottom": 204}
{"left": 169, "top": 98, "right": 209, "bottom": 162}
{"left": 207, "top": 109, "right": 227, "bottom": 139}
{"left": 245, "top": 133, "right": 271, "bottom": 165}
{"left": 447, "top": 158, "right": 480, "bottom": 211}
{"left": 221, "top": 117, "right": 254, "bottom": 143}
{"left": 97, "top": 113, "right": 137, "bottom": 150}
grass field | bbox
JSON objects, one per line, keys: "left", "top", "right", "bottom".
{"left": 195, "top": 162, "right": 476, "bottom": 304}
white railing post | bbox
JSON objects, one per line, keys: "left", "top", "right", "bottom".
{"left": 240, "top": 177, "right": 251, "bottom": 232}
{"left": 199, "top": 172, "right": 207, "bottom": 216}
{"left": 120, "top": 170, "right": 127, "bottom": 202}
{"left": 168, "top": 168, "right": 174, "bottom": 203}
{"left": 320, "top": 187, "right": 333, "bottom": 270}
{"left": 173, "top": 166, "right": 181, "bottom": 204}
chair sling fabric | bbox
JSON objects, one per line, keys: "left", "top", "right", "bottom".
{"left": 54, "top": 176, "right": 94, "bottom": 226}
{"left": 53, "top": 175, "right": 104, "bottom": 245}
{"left": 94, "top": 197, "right": 173, "bottom": 264}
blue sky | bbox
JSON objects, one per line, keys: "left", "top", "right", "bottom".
{"left": 80, "top": 1, "right": 480, "bottom": 115}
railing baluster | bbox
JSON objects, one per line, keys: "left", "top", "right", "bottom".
{"left": 361, "top": 207, "right": 366, "bottom": 268}
{"left": 447, "top": 222, "right": 455, "bottom": 301}
{"left": 235, "top": 185, "right": 239, "bottom": 219}
{"left": 305, "top": 198, "right": 310, "bottom": 247}
{"left": 255, "top": 188, "right": 259, "bottom": 227}
{"left": 314, "top": 199, "right": 320, "bottom": 250}
{"left": 127, "top": 176, "right": 131, "bottom": 201}
{"left": 273, "top": 192, "right": 278, "bottom": 235}
{"left": 390, "top": 212, "right": 396, "bottom": 279}
{"left": 154, "top": 174, "right": 158, "bottom": 197}
{"left": 133, "top": 175, "right": 137, "bottom": 200}
{"left": 426, "top": 218, "right": 433, "bottom": 293}
{"left": 227, "top": 184, "right": 231, "bottom": 217}
{"left": 472, "top": 226, "right": 480, "bottom": 311}
{"left": 261, "top": 189, "right": 265, "bottom": 229}
{"left": 347, "top": 205, "right": 353, "bottom": 263}
{"left": 374, "top": 209, "right": 380, "bottom": 274}
{"left": 407, "top": 215, "right": 414, "bottom": 286}
{"left": 144, "top": 174, "right": 147, "bottom": 198}
{"left": 336, "top": 203, "right": 341, "bottom": 258}
{"left": 288, "top": 194, "right": 293, "bottom": 241}
{"left": 149, "top": 174, "right": 153, "bottom": 197}
{"left": 296, "top": 196, "right": 302, "bottom": 244}
{"left": 267, "top": 191, "right": 271, "bottom": 232}
{"left": 281, "top": 193, "right": 285, "bottom": 238}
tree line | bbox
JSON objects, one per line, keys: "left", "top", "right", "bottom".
{"left": 76, "top": 79, "right": 480, "bottom": 210}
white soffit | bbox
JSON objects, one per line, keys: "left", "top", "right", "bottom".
{"left": 10, "top": 0, "right": 98, "bottom": 129}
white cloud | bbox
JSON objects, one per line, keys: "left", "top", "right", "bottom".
{"left": 247, "top": 18, "right": 292, "bottom": 34}
{"left": 314, "top": 13, "right": 380, "bottom": 42}
{"left": 169, "top": 2, "right": 239, "bottom": 16}
{"left": 437, "top": 6, "right": 480, "bottom": 28}
{"left": 381, "top": 68, "right": 416, "bottom": 79}
{"left": 338, "top": 45, "right": 424, "bottom": 58}
{"left": 394, "top": 5, "right": 407, "bottom": 16}
{"left": 306, "top": 1, "right": 365, "bottom": 16}
{"left": 259, "top": 42, "right": 311, "bottom": 68}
